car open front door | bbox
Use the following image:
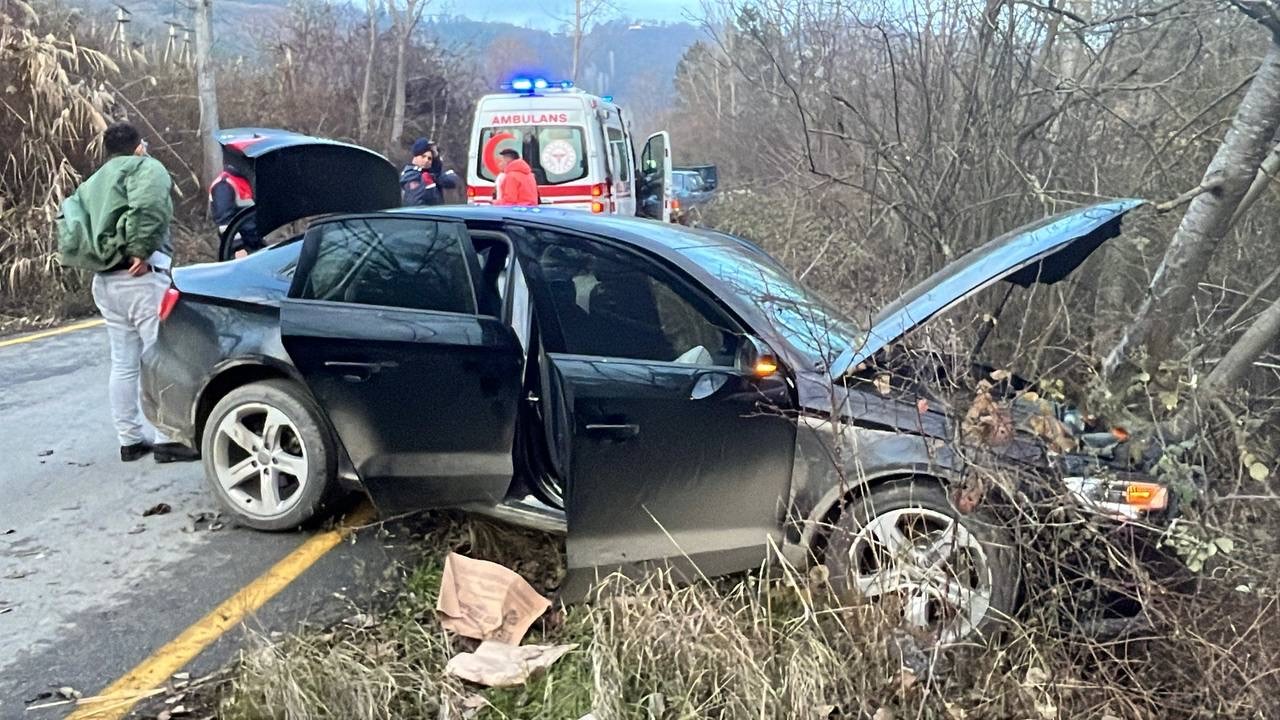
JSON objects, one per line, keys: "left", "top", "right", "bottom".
{"left": 638, "top": 131, "right": 673, "bottom": 223}
{"left": 280, "top": 215, "right": 523, "bottom": 516}
{"left": 511, "top": 225, "right": 796, "bottom": 597}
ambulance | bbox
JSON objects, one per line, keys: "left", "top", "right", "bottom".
{"left": 465, "top": 77, "right": 675, "bottom": 222}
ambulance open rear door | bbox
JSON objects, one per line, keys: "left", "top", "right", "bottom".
{"left": 638, "top": 131, "right": 673, "bottom": 223}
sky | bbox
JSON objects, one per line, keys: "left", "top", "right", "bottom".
{"left": 442, "top": 0, "right": 697, "bottom": 29}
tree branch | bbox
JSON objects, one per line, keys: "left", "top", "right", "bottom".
{"left": 1153, "top": 176, "right": 1228, "bottom": 213}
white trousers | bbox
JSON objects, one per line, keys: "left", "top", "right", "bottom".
{"left": 91, "top": 270, "right": 171, "bottom": 446}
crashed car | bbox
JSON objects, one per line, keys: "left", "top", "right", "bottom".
{"left": 142, "top": 129, "right": 1170, "bottom": 641}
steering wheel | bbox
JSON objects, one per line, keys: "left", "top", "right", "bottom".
{"left": 217, "top": 207, "right": 260, "bottom": 262}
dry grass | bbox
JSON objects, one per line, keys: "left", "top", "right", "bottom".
{"left": 0, "top": 0, "right": 118, "bottom": 318}
{"left": 209, "top": 486, "right": 1280, "bottom": 720}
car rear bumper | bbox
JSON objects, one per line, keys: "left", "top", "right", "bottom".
{"left": 141, "top": 330, "right": 200, "bottom": 447}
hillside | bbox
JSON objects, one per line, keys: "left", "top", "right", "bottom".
{"left": 67, "top": 0, "right": 702, "bottom": 124}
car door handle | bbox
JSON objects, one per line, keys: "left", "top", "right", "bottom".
{"left": 323, "top": 360, "right": 396, "bottom": 383}
{"left": 584, "top": 423, "right": 640, "bottom": 441}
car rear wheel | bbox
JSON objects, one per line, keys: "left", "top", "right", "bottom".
{"left": 823, "top": 479, "right": 1018, "bottom": 644}
{"left": 201, "top": 379, "right": 337, "bottom": 530}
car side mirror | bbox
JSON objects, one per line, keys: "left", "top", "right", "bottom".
{"left": 688, "top": 336, "right": 783, "bottom": 401}
{"left": 736, "top": 335, "right": 780, "bottom": 379}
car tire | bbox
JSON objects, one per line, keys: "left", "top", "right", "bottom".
{"left": 823, "top": 478, "right": 1019, "bottom": 643}
{"left": 201, "top": 379, "right": 338, "bottom": 531}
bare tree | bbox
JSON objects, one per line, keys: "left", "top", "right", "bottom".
{"left": 358, "top": 0, "right": 380, "bottom": 143}
{"left": 193, "top": 0, "right": 221, "bottom": 190}
{"left": 1103, "top": 3, "right": 1280, "bottom": 378}
{"left": 386, "top": 0, "right": 428, "bottom": 155}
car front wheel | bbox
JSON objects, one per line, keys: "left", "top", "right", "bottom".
{"left": 201, "top": 379, "right": 338, "bottom": 530}
{"left": 823, "top": 479, "right": 1018, "bottom": 644}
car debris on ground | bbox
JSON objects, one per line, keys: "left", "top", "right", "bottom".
{"left": 434, "top": 552, "right": 574, "bottom": 689}
{"left": 444, "top": 640, "right": 578, "bottom": 688}
{"left": 436, "top": 552, "right": 550, "bottom": 645}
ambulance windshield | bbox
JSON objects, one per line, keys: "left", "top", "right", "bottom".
{"left": 478, "top": 126, "right": 588, "bottom": 185}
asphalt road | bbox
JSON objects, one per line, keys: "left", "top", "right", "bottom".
{"left": 0, "top": 323, "right": 408, "bottom": 718}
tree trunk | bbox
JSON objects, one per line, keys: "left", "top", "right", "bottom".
{"left": 386, "top": 0, "right": 424, "bottom": 156}
{"left": 1103, "top": 39, "right": 1280, "bottom": 378}
{"left": 388, "top": 28, "right": 407, "bottom": 155}
{"left": 193, "top": 0, "right": 221, "bottom": 192}
{"left": 1203, "top": 288, "right": 1280, "bottom": 395}
{"left": 1230, "top": 140, "right": 1280, "bottom": 227}
{"left": 358, "top": 0, "right": 378, "bottom": 142}
{"left": 1168, "top": 288, "right": 1280, "bottom": 442}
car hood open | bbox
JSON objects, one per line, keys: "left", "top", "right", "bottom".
{"left": 217, "top": 128, "right": 400, "bottom": 237}
{"left": 828, "top": 199, "right": 1144, "bottom": 380}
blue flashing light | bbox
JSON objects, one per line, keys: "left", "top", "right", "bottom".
{"left": 601, "top": 95, "right": 613, "bottom": 102}
{"left": 501, "top": 77, "right": 574, "bottom": 94}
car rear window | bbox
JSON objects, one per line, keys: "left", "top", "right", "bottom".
{"left": 477, "top": 125, "right": 587, "bottom": 185}
{"left": 296, "top": 217, "right": 476, "bottom": 315}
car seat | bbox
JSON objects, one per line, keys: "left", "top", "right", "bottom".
{"left": 587, "top": 270, "right": 673, "bottom": 361}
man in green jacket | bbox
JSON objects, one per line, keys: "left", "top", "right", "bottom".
{"left": 58, "top": 122, "right": 198, "bottom": 464}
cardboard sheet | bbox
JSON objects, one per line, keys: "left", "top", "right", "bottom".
{"left": 435, "top": 552, "right": 551, "bottom": 645}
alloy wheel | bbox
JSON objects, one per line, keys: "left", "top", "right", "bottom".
{"left": 211, "top": 402, "right": 309, "bottom": 520}
{"left": 844, "top": 507, "right": 994, "bottom": 643}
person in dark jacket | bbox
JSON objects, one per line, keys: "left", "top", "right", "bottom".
{"left": 400, "top": 138, "right": 457, "bottom": 206}
{"left": 209, "top": 159, "right": 260, "bottom": 256}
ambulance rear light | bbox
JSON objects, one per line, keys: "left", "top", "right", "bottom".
{"left": 591, "top": 201, "right": 605, "bottom": 213}
{"left": 591, "top": 183, "right": 606, "bottom": 197}
{"left": 466, "top": 185, "right": 477, "bottom": 198}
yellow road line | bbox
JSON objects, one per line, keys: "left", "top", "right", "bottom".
{"left": 0, "top": 318, "right": 104, "bottom": 349}
{"left": 66, "top": 502, "right": 378, "bottom": 720}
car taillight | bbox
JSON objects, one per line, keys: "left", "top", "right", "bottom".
{"left": 671, "top": 198, "right": 681, "bottom": 211}
{"left": 158, "top": 287, "right": 180, "bottom": 321}
{"left": 591, "top": 201, "right": 605, "bottom": 213}
{"left": 591, "top": 183, "right": 606, "bottom": 197}
{"left": 466, "top": 185, "right": 477, "bottom": 198}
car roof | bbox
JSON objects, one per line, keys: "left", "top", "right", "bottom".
{"left": 386, "top": 205, "right": 748, "bottom": 256}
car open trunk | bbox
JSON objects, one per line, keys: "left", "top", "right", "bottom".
{"left": 217, "top": 128, "right": 401, "bottom": 240}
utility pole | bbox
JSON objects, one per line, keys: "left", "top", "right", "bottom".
{"left": 109, "top": 4, "right": 131, "bottom": 61}
{"left": 193, "top": 0, "right": 221, "bottom": 190}
{"left": 572, "top": 0, "right": 581, "bottom": 83}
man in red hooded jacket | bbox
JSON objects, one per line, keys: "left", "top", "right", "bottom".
{"left": 494, "top": 149, "right": 539, "bottom": 206}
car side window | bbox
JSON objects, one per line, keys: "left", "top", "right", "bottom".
{"left": 528, "top": 230, "right": 739, "bottom": 366}
{"left": 296, "top": 217, "right": 476, "bottom": 315}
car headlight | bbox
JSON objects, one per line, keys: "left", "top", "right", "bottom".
{"left": 1063, "top": 476, "right": 1169, "bottom": 520}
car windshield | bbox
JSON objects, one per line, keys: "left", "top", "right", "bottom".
{"left": 678, "top": 241, "right": 864, "bottom": 368}
{"left": 477, "top": 125, "right": 587, "bottom": 185}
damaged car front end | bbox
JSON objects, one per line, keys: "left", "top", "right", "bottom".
{"left": 768, "top": 199, "right": 1176, "bottom": 642}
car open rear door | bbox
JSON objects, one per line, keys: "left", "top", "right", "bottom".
{"left": 638, "top": 131, "right": 673, "bottom": 223}
{"left": 279, "top": 215, "right": 523, "bottom": 515}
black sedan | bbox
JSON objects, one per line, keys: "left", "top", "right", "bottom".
{"left": 142, "top": 129, "right": 1171, "bottom": 642}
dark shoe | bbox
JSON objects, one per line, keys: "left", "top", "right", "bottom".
{"left": 121, "top": 442, "right": 152, "bottom": 462}
{"left": 154, "top": 443, "right": 200, "bottom": 464}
